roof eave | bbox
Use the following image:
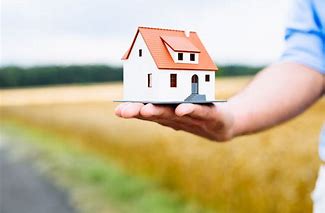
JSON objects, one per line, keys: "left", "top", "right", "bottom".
{"left": 158, "top": 67, "right": 218, "bottom": 71}
{"left": 121, "top": 29, "right": 141, "bottom": 60}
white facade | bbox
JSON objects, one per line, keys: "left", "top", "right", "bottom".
{"left": 154, "top": 70, "right": 215, "bottom": 101}
{"left": 123, "top": 33, "right": 157, "bottom": 101}
{"left": 123, "top": 33, "right": 215, "bottom": 102}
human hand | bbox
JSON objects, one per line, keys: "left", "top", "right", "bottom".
{"left": 115, "top": 103, "right": 236, "bottom": 142}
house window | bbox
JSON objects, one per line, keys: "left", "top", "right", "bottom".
{"left": 148, "top": 73, "right": 152, "bottom": 87}
{"left": 178, "top": 53, "right": 183, "bottom": 61}
{"left": 170, "top": 74, "right": 177, "bottom": 87}
{"left": 139, "top": 49, "right": 142, "bottom": 57}
{"left": 205, "top": 74, "right": 210, "bottom": 82}
{"left": 190, "top": 53, "right": 195, "bottom": 61}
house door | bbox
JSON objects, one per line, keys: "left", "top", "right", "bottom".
{"left": 191, "top": 75, "right": 198, "bottom": 94}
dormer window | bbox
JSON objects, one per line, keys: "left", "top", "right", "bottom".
{"left": 190, "top": 53, "right": 195, "bottom": 61}
{"left": 139, "top": 49, "right": 142, "bottom": 57}
{"left": 178, "top": 53, "right": 183, "bottom": 61}
{"left": 160, "top": 35, "right": 200, "bottom": 64}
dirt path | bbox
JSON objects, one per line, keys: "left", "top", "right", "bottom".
{"left": 0, "top": 136, "right": 75, "bottom": 213}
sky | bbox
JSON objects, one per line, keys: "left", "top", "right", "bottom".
{"left": 1, "top": 0, "right": 291, "bottom": 67}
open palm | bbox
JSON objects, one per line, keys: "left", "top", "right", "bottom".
{"left": 115, "top": 103, "right": 235, "bottom": 142}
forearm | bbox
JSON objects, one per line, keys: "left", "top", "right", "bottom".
{"left": 227, "top": 62, "right": 324, "bottom": 136}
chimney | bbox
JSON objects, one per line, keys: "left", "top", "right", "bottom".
{"left": 184, "top": 30, "right": 190, "bottom": 37}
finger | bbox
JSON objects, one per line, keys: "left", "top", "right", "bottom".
{"left": 120, "top": 103, "right": 144, "bottom": 118}
{"left": 174, "top": 103, "right": 195, "bottom": 116}
{"left": 175, "top": 103, "right": 216, "bottom": 120}
{"left": 140, "top": 104, "right": 175, "bottom": 119}
{"left": 114, "top": 103, "right": 129, "bottom": 117}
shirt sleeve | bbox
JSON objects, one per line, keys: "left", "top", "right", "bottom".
{"left": 280, "top": 0, "right": 325, "bottom": 74}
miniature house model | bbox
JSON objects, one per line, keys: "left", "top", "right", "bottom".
{"left": 121, "top": 27, "right": 218, "bottom": 103}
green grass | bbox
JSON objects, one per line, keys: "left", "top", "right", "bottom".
{"left": 1, "top": 120, "right": 213, "bottom": 213}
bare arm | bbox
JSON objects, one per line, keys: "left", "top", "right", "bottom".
{"left": 115, "top": 62, "right": 324, "bottom": 142}
{"left": 228, "top": 62, "right": 324, "bottom": 136}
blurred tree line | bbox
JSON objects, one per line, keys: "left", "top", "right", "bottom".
{"left": 0, "top": 65, "right": 122, "bottom": 88}
{"left": 0, "top": 65, "right": 263, "bottom": 88}
{"left": 215, "top": 65, "right": 262, "bottom": 77}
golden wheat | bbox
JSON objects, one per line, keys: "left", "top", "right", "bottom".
{"left": 1, "top": 77, "right": 324, "bottom": 213}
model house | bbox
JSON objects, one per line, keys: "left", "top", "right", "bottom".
{"left": 121, "top": 26, "right": 218, "bottom": 103}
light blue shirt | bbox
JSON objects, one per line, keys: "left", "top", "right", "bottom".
{"left": 280, "top": 0, "right": 325, "bottom": 160}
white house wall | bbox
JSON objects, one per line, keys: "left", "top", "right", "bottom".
{"left": 123, "top": 33, "right": 158, "bottom": 101}
{"left": 155, "top": 70, "right": 215, "bottom": 101}
{"left": 123, "top": 33, "right": 215, "bottom": 102}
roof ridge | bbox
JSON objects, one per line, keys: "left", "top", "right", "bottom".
{"left": 138, "top": 26, "right": 185, "bottom": 32}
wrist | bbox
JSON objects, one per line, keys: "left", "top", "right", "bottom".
{"left": 222, "top": 100, "right": 246, "bottom": 138}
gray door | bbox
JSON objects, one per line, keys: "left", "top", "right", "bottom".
{"left": 191, "top": 75, "right": 198, "bottom": 94}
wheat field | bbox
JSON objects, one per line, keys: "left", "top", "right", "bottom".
{"left": 1, "top": 77, "right": 324, "bottom": 213}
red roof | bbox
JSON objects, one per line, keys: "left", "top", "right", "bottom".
{"left": 122, "top": 27, "right": 218, "bottom": 71}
